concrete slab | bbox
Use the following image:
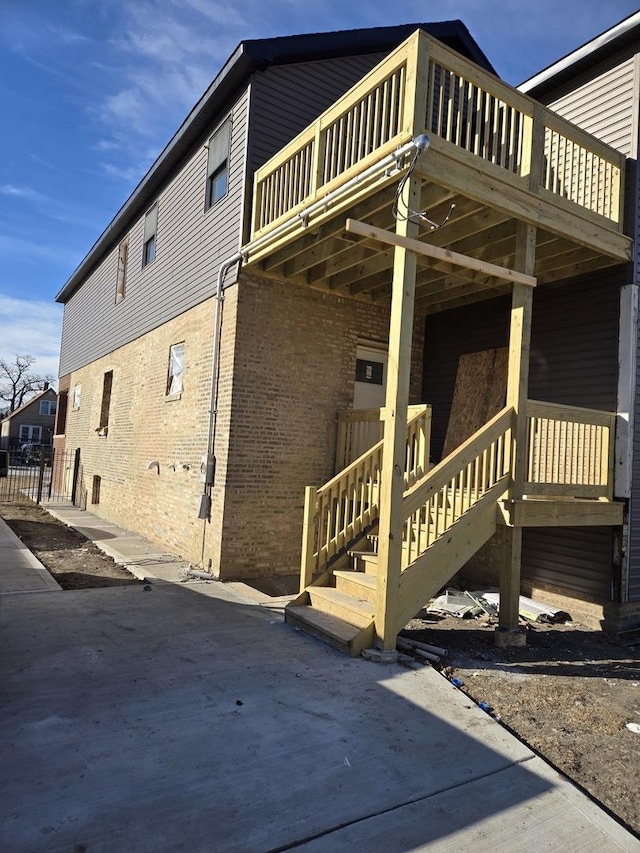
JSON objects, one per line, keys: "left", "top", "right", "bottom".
{"left": 1, "top": 581, "right": 637, "bottom": 852}
{"left": 0, "top": 518, "right": 61, "bottom": 595}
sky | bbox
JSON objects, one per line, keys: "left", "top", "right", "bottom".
{"left": 0, "top": 0, "right": 639, "bottom": 383}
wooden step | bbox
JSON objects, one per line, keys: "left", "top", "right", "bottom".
{"left": 285, "top": 605, "right": 374, "bottom": 657}
{"left": 333, "top": 570, "right": 377, "bottom": 604}
{"left": 308, "top": 585, "right": 374, "bottom": 627}
{"left": 348, "top": 549, "right": 379, "bottom": 574}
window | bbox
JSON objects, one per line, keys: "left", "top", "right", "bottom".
{"left": 205, "top": 119, "right": 231, "bottom": 210}
{"left": 98, "top": 371, "right": 113, "bottom": 434}
{"left": 39, "top": 399, "right": 57, "bottom": 416}
{"left": 116, "top": 237, "right": 129, "bottom": 302}
{"left": 55, "top": 392, "right": 68, "bottom": 435}
{"left": 72, "top": 384, "right": 82, "bottom": 410}
{"left": 166, "top": 343, "right": 185, "bottom": 397}
{"left": 142, "top": 204, "right": 158, "bottom": 267}
{"left": 91, "top": 475, "right": 101, "bottom": 505}
{"left": 19, "top": 425, "right": 42, "bottom": 442}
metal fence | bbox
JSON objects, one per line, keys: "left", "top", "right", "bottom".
{"left": 0, "top": 447, "right": 86, "bottom": 507}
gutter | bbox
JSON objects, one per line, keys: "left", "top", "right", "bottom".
{"left": 519, "top": 11, "right": 640, "bottom": 94}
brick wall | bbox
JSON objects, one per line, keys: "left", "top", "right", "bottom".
{"left": 62, "top": 272, "right": 427, "bottom": 580}
{"left": 62, "top": 294, "right": 235, "bottom": 566}
{"left": 219, "top": 271, "right": 425, "bottom": 579}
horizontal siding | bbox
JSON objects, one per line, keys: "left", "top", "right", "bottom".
{"left": 548, "top": 56, "right": 636, "bottom": 155}
{"left": 248, "top": 54, "right": 387, "bottom": 173}
{"left": 522, "top": 527, "right": 613, "bottom": 601}
{"left": 628, "top": 59, "right": 640, "bottom": 601}
{"left": 423, "top": 269, "right": 623, "bottom": 599}
{"left": 59, "top": 89, "right": 250, "bottom": 376}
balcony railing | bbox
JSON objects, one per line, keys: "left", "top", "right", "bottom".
{"left": 252, "top": 30, "right": 624, "bottom": 238}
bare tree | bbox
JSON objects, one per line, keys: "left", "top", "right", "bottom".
{"left": 0, "top": 355, "right": 52, "bottom": 414}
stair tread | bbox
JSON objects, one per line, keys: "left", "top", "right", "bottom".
{"left": 333, "top": 570, "right": 376, "bottom": 589}
{"left": 347, "top": 549, "right": 378, "bottom": 560}
{"left": 286, "top": 605, "right": 366, "bottom": 643}
{"left": 310, "top": 585, "right": 375, "bottom": 614}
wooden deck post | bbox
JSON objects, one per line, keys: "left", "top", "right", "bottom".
{"left": 499, "top": 222, "right": 536, "bottom": 644}
{"left": 375, "top": 176, "right": 421, "bottom": 651}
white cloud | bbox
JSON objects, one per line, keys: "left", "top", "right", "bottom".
{"left": 0, "top": 296, "right": 62, "bottom": 381}
{"left": 0, "top": 185, "right": 45, "bottom": 202}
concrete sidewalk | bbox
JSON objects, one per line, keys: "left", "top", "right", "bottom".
{"left": 1, "top": 507, "right": 638, "bottom": 851}
{"left": 0, "top": 517, "right": 61, "bottom": 595}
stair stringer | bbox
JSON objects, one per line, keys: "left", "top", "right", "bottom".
{"left": 393, "top": 479, "right": 507, "bottom": 634}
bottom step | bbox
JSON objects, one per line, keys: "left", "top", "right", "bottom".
{"left": 285, "top": 605, "right": 374, "bottom": 657}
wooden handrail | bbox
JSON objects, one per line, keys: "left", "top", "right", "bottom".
{"left": 252, "top": 29, "right": 624, "bottom": 246}
{"left": 299, "top": 405, "right": 430, "bottom": 590}
{"left": 525, "top": 400, "right": 615, "bottom": 499}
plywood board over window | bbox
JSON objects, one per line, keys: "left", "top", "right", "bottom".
{"left": 442, "top": 347, "right": 508, "bottom": 457}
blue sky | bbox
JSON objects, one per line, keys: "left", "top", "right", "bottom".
{"left": 0, "top": 0, "right": 638, "bottom": 381}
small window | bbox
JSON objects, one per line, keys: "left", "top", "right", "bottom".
{"left": 142, "top": 204, "right": 158, "bottom": 267}
{"left": 19, "top": 425, "right": 42, "bottom": 442}
{"left": 39, "top": 400, "right": 57, "bottom": 416}
{"left": 116, "top": 237, "right": 129, "bottom": 302}
{"left": 205, "top": 119, "right": 231, "bottom": 210}
{"left": 55, "top": 392, "right": 68, "bottom": 435}
{"left": 166, "top": 343, "right": 185, "bottom": 397}
{"left": 99, "top": 371, "right": 113, "bottom": 433}
{"left": 72, "top": 384, "right": 82, "bottom": 410}
{"left": 91, "top": 475, "right": 101, "bottom": 505}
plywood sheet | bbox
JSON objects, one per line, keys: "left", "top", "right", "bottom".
{"left": 443, "top": 348, "right": 508, "bottom": 457}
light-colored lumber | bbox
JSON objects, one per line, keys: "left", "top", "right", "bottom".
{"left": 346, "top": 218, "right": 537, "bottom": 287}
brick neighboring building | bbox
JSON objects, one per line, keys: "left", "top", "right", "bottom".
{"left": 0, "top": 387, "right": 57, "bottom": 451}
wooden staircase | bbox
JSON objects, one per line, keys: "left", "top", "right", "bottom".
{"left": 285, "top": 399, "right": 619, "bottom": 655}
{"left": 286, "top": 406, "right": 513, "bottom": 655}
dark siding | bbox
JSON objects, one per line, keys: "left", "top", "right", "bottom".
{"left": 59, "top": 89, "right": 250, "bottom": 377}
{"left": 423, "top": 269, "right": 623, "bottom": 600}
{"left": 628, "top": 130, "right": 640, "bottom": 600}
{"left": 248, "top": 54, "right": 387, "bottom": 174}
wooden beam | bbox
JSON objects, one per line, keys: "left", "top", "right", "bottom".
{"left": 499, "top": 221, "right": 536, "bottom": 641}
{"left": 346, "top": 219, "right": 537, "bottom": 287}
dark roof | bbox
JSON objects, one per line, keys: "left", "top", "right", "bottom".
{"left": 520, "top": 11, "right": 640, "bottom": 99}
{"left": 3, "top": 387, "right": 56, "bottom": 421}
{"left": 56, "top": 21, "right": 495, "bottom": 304}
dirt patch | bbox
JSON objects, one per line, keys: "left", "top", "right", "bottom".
{"left": 0, "top": 500, "right": 140, "bottom": 589}
{"left": 403, "top": 614, "right": 640, "bottom": 837}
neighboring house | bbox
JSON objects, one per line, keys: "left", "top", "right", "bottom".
{"left": 55, "top": 17, "right": 638, "bottom": 653}
{"left": 0, "top": 387, "right": 57, "bottom": 450}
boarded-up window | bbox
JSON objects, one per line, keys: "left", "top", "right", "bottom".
{"left": 99, "top": 371, "right": 113, "bottom": 431}
{"left": 205, "top": 119, "right": 231, "bottom": 209}
{"left": 116, "top": 237, "right": 129, "bottom": 301}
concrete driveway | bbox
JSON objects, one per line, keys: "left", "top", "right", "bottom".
{"left": 1, "top": 571, "right": 638, "bottom": 852}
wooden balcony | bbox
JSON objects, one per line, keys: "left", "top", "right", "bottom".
{"left": 244, "top": 30, "right": 632, "bottom": 312}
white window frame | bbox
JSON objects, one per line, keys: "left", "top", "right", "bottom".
{"left": 166, "top": 342, "right": 185, "bottom": 398}
{"left": 19, "top": 425, "right": 42, "bottom": 442}
{"left": 39, "top": 400, "right": 56, "bottom": 416}
{"left": 205, "top": 119, "right": 231, "bottom": 210}
{"left": 142, "top": 204, "right": 158, "bottom": 267}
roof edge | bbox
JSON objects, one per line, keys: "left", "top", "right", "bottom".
{"left": 56, "top": 21, "right": 494, "bottom": 304}
{"left": 519, "top": 11, "right": 640, "bottom": 96}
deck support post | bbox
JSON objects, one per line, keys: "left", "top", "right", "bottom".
{"left": 499, "top": 222, "right": 536, "bottom": 644}
{"left": 375, "top": 175, "right": 421, "bottom": 651}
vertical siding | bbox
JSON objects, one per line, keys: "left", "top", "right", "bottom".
{"left": 59, "top": 89, "right": 250, "bottom": 376}
{"left": 423, "top": 269, "right": 623, "bottom": 599}
{"left": 547, "top": 56, "right": 636, "bottom": 155}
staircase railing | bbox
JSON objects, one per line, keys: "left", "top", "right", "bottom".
{"left": 401, "top": 406, "right": 514, "bottom": 568}
{"left": 300, "top": 406, "right": 430, "bottom": 590}
{"left": 525, "top": 400, "right": 615, "bottom": 499}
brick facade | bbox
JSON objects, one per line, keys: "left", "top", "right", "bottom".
{"left": 61, "top": 272, "right": 425, "bottom": 579}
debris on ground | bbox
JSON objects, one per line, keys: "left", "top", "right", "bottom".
{"left": 425, "top": 588, "right": 571, "bottom": 624}
{"left": 403, "top": 611, "right": 640, "bottom": 837}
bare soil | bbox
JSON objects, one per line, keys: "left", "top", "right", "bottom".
{"left": 0, "top": 500, "right": 140, "bottom": 589}
{"left": 403, "top": 614, "right": 640, "bottom": 837}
